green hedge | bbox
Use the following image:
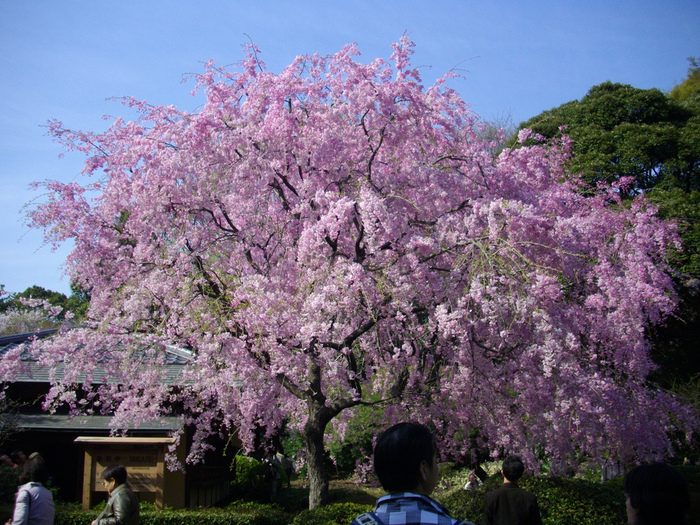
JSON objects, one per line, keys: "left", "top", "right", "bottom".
{"left": 0, "top": 467, "right": 19, "bottom": 505}
{"left": 291, "top": 502, "right": 372, "bottom": 525}
{"left": 55, "top": 501, "right": 289, "bottom": 525}
{"left": 230, "top": 455, "right": 289, "bottom": 503}
{"left": 53, "top": 480, "right": 625, "bottom": 525}
{"left": 439, "top": 475, "right": 626, "bottom": 525}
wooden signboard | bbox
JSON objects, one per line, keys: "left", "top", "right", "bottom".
{"left": 75, "top": 437, "right": 176, "bottom": 510}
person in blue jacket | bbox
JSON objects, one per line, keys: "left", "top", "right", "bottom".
{"left": 352, "top": 422, "right": 474, "bottom": 525}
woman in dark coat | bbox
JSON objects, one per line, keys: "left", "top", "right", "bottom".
{"left": 91, "top": 465, "right": 140, "bottom": 525}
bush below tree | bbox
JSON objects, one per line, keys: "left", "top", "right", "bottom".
{"left": 39, "top": 466, "right": 700, "bottom": 524}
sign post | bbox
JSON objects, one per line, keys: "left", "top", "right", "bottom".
{"left": 75, "top": 436, "right": 177, "bottom": 510}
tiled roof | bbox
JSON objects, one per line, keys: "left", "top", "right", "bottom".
{"left": 0, "top": 330, "right": 193, "bottom": 385}
{"left": 16, "top": 413, "right": 182, "bottom": 432}
{"left": 0, "top": 328, "right": 59, "bottom": 352}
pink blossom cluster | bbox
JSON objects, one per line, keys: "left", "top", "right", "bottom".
{"left": 4, "top": 38, "right": 694, "bottom": 480}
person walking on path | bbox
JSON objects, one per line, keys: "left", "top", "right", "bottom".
{"left": 482, "top": 456, "right": 542, "bottom": 525}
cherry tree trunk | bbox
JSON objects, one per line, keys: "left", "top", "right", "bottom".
{"left": 305, "top": 405, "right": 332, "bottom": 509}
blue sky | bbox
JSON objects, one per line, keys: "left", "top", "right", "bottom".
{"left": 1, "top": 0, "right": 699, "bottom": 296}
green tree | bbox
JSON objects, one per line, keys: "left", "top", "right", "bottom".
{"left": 65, "top": 282, "right": 91, "bottom": 321}
{"left": 0, "top": 286, "right": 11, "bottom": 315}
{"left": 0, "top": 284, "right": 90, "bottom": 333}
{"left": 14, "top": 285, "right": 69, "bottom": 310}
{"left": 670, "top": 57, "right": 700, "bottom": 102}
{"left": 515, "top": 81, "right": 699, "bottom": 193}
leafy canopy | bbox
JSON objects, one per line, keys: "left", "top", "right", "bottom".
{"left": 670, "top": 57, "right": 700, "bottom": 102}
{"left": 517, "top": 81, "right": 699, "bottom": 192}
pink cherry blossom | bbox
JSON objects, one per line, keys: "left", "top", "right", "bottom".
{"left": 3, "top": 37, "right": 694, "bottom": 508}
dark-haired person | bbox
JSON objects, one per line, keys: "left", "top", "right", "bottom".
{"left": 8, "top": 454, "right": 54, "bottom": 525}
{"left": 352, "top": 422, "right": 474, "bottom": 525}
{"left": 91, "top": 465, "right": 140, "bottom": 525}
{"left": 482, "top": 456, "right": 541, "bottom": 525}
{"left": 9, "top": 450, "right": 26, "bottom": 471}
{"left": 624, "top": 462, "right": 690, "bottom": 525}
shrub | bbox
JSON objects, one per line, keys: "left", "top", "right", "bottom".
{"left": 525, "top": 477, "right": 625, "bottom": 525}
{"left": 439, "top": 475, "right": 626, "bottom": 525}
{"left": 292, "top": 502, "right": 373, "bottom": 525}
{"left": 0, "top": 467, "right": 20, "bottom": 523}
{"left": 324, "top": 406, "right": 386, "bottom": 475}
{"left": 677, "top": 464, "right": 700, "bottom": 489}
{"left": 54, "top": 506, "right": 97, "bottom": 525}
{"left": 223, "top": 500, "right": 289, "bottom": 525}
{"left": 230, "top": 455, "right": 288, "bottom": 502}
{"left": 436, "top": 473, "right": 500, "bottom": 522}
{"left": 232, "top": 456, "right": 266, "bottom": 487}
{"left": 55, "top": 501, "right": 289, "bottom": 525}
{"left": 0, "top": 467, "right": 19, "bottom": 504}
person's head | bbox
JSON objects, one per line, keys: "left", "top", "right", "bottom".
{"left": 501, "top": 455, "right": 525, "bottom": 483}
{"left": 0, "top": 454, "right": 12, "bottom": 467}
{"left": 20, "top": 454, "right": 49, "bottom": 485}
{"left": 10, "top": 449, "right": 26, "bottom": 466}
{"left": 373, "top": 422, "right": 439, "bottom": 495}
{"left": 623, "top": 463, "right": 689, "bottom": 525}
{"left": 101, "top": 465, "right": 128, "bottom": 494}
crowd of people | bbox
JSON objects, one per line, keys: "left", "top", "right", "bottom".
{"left": 0, "top": 429, "right": 692, "bottom": 525}
{"left": 351, "top": 422, "right": 692, "bottom": 525}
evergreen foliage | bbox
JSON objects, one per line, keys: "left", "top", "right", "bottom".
{"left": 515, "top": 81, "right": 700, "bottom": 193}
{"left": 670, "top": 57, "right": 700, "bottom": 102}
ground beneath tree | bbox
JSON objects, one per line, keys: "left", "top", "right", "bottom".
{"left": 329, "top": 479, "right": 365, "bottom": 490}
{"left": 286, "top": 477, "right": 380, "bottom": 506}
